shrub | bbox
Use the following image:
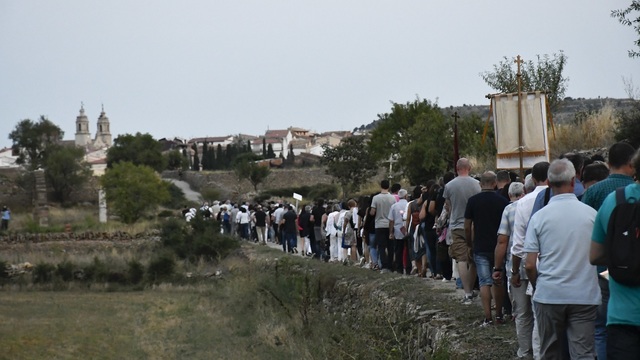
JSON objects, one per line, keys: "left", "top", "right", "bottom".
{"left": 83, "top": 257, "right": 110, "bottom": 283}
{"left": 127, "top": 260, "right": 145, "bottom": 285}
{"left": 56, "top": 260, "right": 75, "bottom": 282}
{"left": 33, "top": 262, "right": 56, "bottom": 283}
{"left": 160, "top": 215, "right": 238, "bottom": 262}
{"left": 0, "top": 260, "right": 8, "bottom": 279}
{"left": 549, "top": 104, "right": 617, "bottom": 157}
{"left": 162, "top": 182, "right": 187, "bottom": 209}
{"left": 147, "top": 252, "right": 176, "bottom": 283}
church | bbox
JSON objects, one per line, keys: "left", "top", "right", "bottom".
{"left": 74, "top": 103, "right": 112, "bottom": 149}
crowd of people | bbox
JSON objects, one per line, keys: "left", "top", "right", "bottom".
{"left": 182, "top": 141, "right": 640, "bottom": 360}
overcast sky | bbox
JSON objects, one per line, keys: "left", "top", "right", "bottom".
{"left": 1, "top": 1, "right": 638, "bottom": 149}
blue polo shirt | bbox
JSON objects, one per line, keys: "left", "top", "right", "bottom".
{"left": 592, "top": 183, "right": 640, "bottom": 326}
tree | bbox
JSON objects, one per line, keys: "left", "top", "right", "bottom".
{"left": 615, "top": 101, "right": 640, "bottom": 148}
{"left": 267, "top": 143, "right": 276, "bottom": 158}
{"left": 42, "top": 144, "right": 92, "bottom": 205}
{"left": 164, "top": 149, "right": 186, "bottom": 170}
{"left": 368, "top": 98, "right": 454, "bottom": 184}
{"left": 262, "top": 138, "right": 267, "bottom": 158}
{"left": 101, "top": 162, "right": 170, "bottom": 224}
{"left": 191, "top": 143, "right": 199, "bottom": 171}
{"left": 200, "top": 139, "right": 210, "bottom": 170}
{"left": 106, "top": 132, "right": 166, "bottom": 172}
{"left": 612, "top": 1, "right": 640, "bottom": 58}
{"left": 322, "top": 136, "right": 378, "bottom": 198}
{"left": 480, "top": 52, "right": 568, "bottom": 111}
{"left": 9, "top": 116, "right": 64, "bottom": 170}
{"left": 233, "top": 153, "right": 270, "bottom": 191}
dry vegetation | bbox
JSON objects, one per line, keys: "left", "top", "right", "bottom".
{"left": 0, "top": 242, "right": 519, "bottom": 359}
{"left": 549, "top": 104, "right": 618, "bottom": 158}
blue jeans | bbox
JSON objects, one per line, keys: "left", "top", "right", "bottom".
{"left": 596, "top": 276, "right": 609, "bottom": 360}
{"left": 283, "top": 231, "right": 297, "bottom": 252}
{"left": 369, "top": 232, "right": 379, "bottom": 266}
{"left": 473, "top": 252, "right": 495, "bottom": 287}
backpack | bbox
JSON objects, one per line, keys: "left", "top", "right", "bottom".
{"left": 223, "top": 212, "right": 230, "bottom": 222}
{"left": 605, "top": 187, "right": 640, "bottom": 286}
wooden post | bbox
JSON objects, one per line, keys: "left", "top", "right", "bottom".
{"left": 515, "top": 55, "right": 525, "bottom": 181}
{"left": 452, "top": 112, "right": 460, "bottom": 173}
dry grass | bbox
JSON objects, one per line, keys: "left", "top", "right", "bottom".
{"left": 7, "top": 206, "right": 158, "bottom": 235}
{"left": 0, "top": 242, "right": 519, "bottom": 359}
{"left": 549, "top": 103, "right": 618, "bottom": 158}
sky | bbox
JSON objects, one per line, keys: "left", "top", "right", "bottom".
{"left": 1, "top": 1, "right": 638, "bottom": 149}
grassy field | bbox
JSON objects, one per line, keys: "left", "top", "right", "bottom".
{"left": 0, "top": 242, "right": 518, "bottom": 360}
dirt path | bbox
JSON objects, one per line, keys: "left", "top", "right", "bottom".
{"left": 165, "top": 179, "right": 202, "bottom": 202}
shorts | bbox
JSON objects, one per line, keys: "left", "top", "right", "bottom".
{"left": 474, "top": 252, "right": 496, "bottom": 287}
{"left": 448, "top": 228, "right": 472, "bottom": 262}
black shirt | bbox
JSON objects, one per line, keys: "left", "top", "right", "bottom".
{"left": 254, "top": 210, "right": 267, "bottom": 227}
{"left": 283, "top": 210, "right": 298, "bottom": 233}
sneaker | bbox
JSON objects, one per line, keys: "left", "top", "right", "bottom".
{"left": 410, "top": 267, "right": 418, "bottom": 275}
{"left": 495, "top": 316, "right": 506, "bottom": 325}
{"left": 359, "top": 257, "right": 366, "bottom": 266}
{"left": 480, "top": 318, "right": 493, "bottom": 328}
{"left": 461, "top": 296, "right": 473, "bottom": 305}
{"left": 380, "top": 269, "right": 391, "bottom": 274}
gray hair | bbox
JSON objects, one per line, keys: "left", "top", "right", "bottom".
{"left": 480, "top": 171, "right": 497, "bottom": 187}
{"left": 508, "top": 182, "right": 525, "bottom": 198}
{"left": 524, "top": 174, "right": 535, "bottom": 193}
{"left": 548, "top": 159, "right": 576, "bottom": 186}
{"left": 398, "top": 189, "right": 408, "bottom": 199}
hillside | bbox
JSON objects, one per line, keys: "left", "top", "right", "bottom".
{"left": 355, "top": 97, "right": 638, "bottom": 131}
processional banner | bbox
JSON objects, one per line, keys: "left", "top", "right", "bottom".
{"left": 492, "top": 91, "right": 550, "bottom": 169}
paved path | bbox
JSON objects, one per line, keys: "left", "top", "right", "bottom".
{"left": 165, "top": 179, "right": 202, "bottom": 202}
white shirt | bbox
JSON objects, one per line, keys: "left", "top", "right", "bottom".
{"left": 510, "top": 185, "right": 548, "bottom": 260}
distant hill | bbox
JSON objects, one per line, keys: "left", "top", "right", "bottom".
{"left": 354, "top": 97, "right": 638, "bottom": 132}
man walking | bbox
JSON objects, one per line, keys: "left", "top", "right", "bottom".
{"left": 590, "top": 148, "right": 640, "bottom": 359}
{"left": 370, "top": 180, "right": 397, "bottom": 273}
{"left": 388, "top": 189, "right": 410, "bottom": 274}
{"left": 464, "top": 171, "right": 509, "bottom": 326}
{"left": 524, "top": 159, "right": 601, "bottom": 359}
{"left": 444, "top": 158, "right": 481, "bottom": 304}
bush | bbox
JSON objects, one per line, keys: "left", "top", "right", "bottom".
{"left": 0, "top": 260, "right": 8, "bottom": 279}
{"left": 550, "top": 104, "right": 617, "bottom": 157}
{"left": 83, "top": 257, "right": 110, "bottom": 283}
{"left": 160, "top": 215, "right": 238, "bottom": 262}
{"left": 162, "top": 182, "right": 187, "bottom": 209}
{"left": 56, "top": 260, "right": 75, "bottom": 282}
{"left": 147, "top": 252, "right": 176, "bottom": 283}
{"left": 33, "top": 262, "right": 56, "bottom": 283}
{"left": 127, "top": 260, "right": 145, "bottom": 285}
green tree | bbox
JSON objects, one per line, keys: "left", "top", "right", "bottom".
{"left": 200, "top": 139, "right": 210, "bottom": 170}
{"left": 107, "top": 133, "right": 166, "bottom": 172}
{"left": 321, "top": 135, "right": 378, "bottom": 198}
{"left": 101, "top": 162, "right": 170, "bottom": 224}
{"left": 480, "top": 52, "right": 568, "bottom": 111}
{"left": 612, "top": 1, "right": 640, "bottom": 58}
{"left": 164, "top": 149, "right": 186, "bottom": 170}
{"left": 233, "top": 153, "right": 271, "bottom": 191}
{"left": 267, "top": 143, "right": 276, "bottom": 158}
{"left": 368, "top": 98, "right": 453, "bottom": 184}
{"left": 191, "top": 143, "right": 199, "bottom": 171}
{"left": 262, "top": 138, "right": 267, "bottom": 158}
{"left": 9, "top": 116, "right": 64, "bottom": 170}
{"left": 42, "top": 144, "right": 92, "bottom": 205}
{"left": 615, "top": 101, "right": 640, "bottom": 148}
